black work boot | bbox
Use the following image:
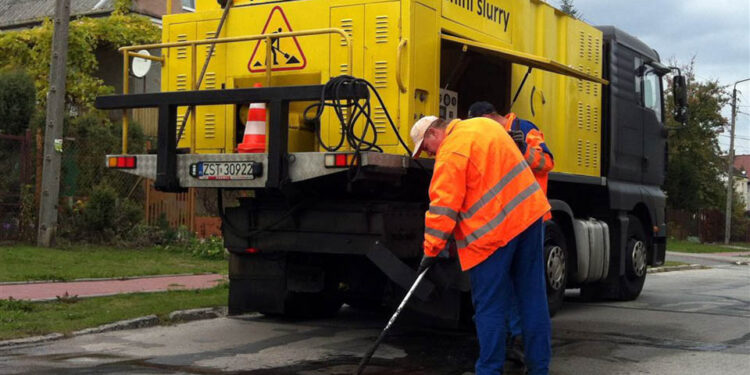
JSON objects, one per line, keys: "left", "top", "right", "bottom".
{"left": 504, "top": 335, "right": 526, "bottom": 374}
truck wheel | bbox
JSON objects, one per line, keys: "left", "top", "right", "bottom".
{"left": 544, "top": 221, "right": 567, "bottom": 317}
{"left": 616, "top": 215, "right": 648, "bottom": 300}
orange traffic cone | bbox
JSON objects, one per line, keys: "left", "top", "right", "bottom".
{"left": 238, "top": 83, "right": 266, "bottom": 153}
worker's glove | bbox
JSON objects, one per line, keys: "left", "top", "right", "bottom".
{"left": 509, "top": 130, "right": 526, "bottom": 151}
{"left": 417, "top": 255, "right": 439, "bottom": 275}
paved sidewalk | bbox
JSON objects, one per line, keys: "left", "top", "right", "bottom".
{"left": 666, "top": 251, "right": 750, "bottom": 265}
{"left": 0, "top": 274, "right": 225, "bottom": 301}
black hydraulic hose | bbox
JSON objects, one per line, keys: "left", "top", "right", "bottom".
{"left": 303, "top": 75, "right": 430, "bottom": 179}
{"left": 510, "top": 66, "right": 533, "bottom": 110}
{"left": 304, "top": 76, "right": 409, "bottom": 155}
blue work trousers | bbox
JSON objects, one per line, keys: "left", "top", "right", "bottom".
{"left": 508, "top": 287, "right": 522, "bottom": 338}
{"left": 469, "top": 219, "right": 551, "bottom": 375}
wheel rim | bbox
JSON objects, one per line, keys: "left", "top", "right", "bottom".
{"left": 631, "top": 240, "right": 647, "bottom": 277}
{"left": 546, "top": 245, "right": 565, "bottom": 290}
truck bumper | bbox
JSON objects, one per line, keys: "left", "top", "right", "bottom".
{"left": 105, "top": 151, "right": 418, "bottom": 190}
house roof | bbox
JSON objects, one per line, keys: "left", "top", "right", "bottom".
{"left": 736, "top": 154, "right": 750, "bottom": 173}
{"left": 0, "top": 0, "right": 115, "bottom": 30}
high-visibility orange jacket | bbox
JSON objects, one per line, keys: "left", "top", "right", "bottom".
{"left": 423, "top": 118, "right": 551, "bottom": 271}
{"left": 504, "top": 113, "right": 554, "bottom": 194}
{"left": 505, "top": 113, "right": 554, "bottom": 221}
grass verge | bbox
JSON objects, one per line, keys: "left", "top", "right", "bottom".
{"left": 667, "top": 240, "right": 750, "bottom": 254}
{"left": 0, "top": 245, "right": 226, "bottom": 282}
{"left": 0, "top": 284, "right": 228, "bottom": 341}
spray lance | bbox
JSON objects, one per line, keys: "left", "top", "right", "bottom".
{"left": 354, "top": 254, "right": 442, "bottom": 375}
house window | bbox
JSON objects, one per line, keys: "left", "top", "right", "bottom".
{"left": 182, "top": 0, "right": 196, "bottom": 12}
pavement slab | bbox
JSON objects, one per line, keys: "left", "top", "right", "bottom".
{"left": 0, "top": 274, "right": 225, "bottom": 301}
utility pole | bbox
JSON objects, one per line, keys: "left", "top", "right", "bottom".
{"left": 724, "top": 78, "right": 750, "bottom": 244}
{"left": 37, "top": 0, "right": 71, "bottom": 247}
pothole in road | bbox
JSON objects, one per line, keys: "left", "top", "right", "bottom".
{"left": 47, "top": 352, "right": 131, "bottom": 366}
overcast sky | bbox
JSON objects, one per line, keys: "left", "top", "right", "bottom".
{"left": 558, "top": 0, "right": 750, "bottom": 154}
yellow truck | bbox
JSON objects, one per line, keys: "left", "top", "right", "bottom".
{"left": 97, "top": 0, "right": 688, "bottom": 320}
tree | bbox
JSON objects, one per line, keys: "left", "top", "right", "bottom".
{"left": 0, "top": 70, "right": 35, "bottom": 135}
{"left": 0, "top": 11, "right": 160, "bottom": 112}
{"left": 559, "top": 0, "right": 582, "bottom": 19}
{"left": 664, "top": 59, "right": 730, "bottom": 211}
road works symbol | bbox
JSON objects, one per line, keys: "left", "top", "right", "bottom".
{"left": 247, "top": 6, "right": 307, "bottom": 73}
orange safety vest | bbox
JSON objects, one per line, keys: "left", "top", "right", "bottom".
{"left": 505, "top": 113, "right": 554, "bottom": 221}
{"left": 424, "top": 118, "right": 551, "bottom": 271}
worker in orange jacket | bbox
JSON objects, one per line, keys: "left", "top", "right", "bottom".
{"left": 468, "top": 101, "right": 555, "bottom": 370}
{"left": 411, "top": 115, "right": 552, "bottom": 375}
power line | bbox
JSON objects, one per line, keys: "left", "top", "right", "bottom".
{"left": 718, "top": 134, "right": 750, "bottom": 141}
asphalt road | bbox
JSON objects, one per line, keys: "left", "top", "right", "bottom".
{"left": 1, "top": 263, "right": 748, "bottom": 375}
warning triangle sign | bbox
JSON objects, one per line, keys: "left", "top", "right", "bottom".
{"left": 247, "top": 6, "right": 307, "bottom": 73}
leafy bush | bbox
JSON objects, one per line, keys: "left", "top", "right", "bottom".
{"left": 83, "top": 184, "right": 118, "bottom": 231}
{"left": 0, "top": 70, "right": 35, "bottom": 135}
{"left": 159, "top": 232, "right": 227, "bottom": 260}
{"left": 59, "top": 184, "right": 144, "bottom": 244}
{"left": 188, "top": 236, "right": 227, "bottom": 259}
{"left": 18, "top": 184, "right": 36, "bottom": 241}
{"left": 63, "top": 113, "right": 146, "bottom": 198}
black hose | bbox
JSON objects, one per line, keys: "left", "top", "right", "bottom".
{"left": 304, "top": 76, "right": 411, "bottom": 156}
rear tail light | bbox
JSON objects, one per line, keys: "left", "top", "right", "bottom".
{"left": 108, "top": 156, "right": 137, "bottom": 169}
{"left": 324, "top": 153, "right": 356, "bottom": 168}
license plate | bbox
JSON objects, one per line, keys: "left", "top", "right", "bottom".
{"left": 190, "top": 161, "right": 262, "bottom": 180}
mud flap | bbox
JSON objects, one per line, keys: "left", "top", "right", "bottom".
{"left": 365, "top": 241, "right": 435, "bottom": 302}
{"left": 228, "top": 253, "right": 287, "bottom": 315}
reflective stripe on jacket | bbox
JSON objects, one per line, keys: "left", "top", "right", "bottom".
{"left": 423, "top": 118, "right": 551, "bottom": 271}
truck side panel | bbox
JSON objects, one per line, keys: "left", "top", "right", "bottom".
{"left": 438, "top": 0, "right": 604, "bottom": 178}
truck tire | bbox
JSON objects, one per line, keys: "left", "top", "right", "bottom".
{"left": 581, "top": 215, "right": 648, "bottom": 301}
{"left": 616, "top": 215, "right": 648, "bottom": 300}
{"left": 544, "top": 221, "right": 567, "bottom": 317}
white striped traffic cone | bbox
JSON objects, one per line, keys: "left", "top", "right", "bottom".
{"left": 238, "top": 83, "right": 266, "bottom": 153}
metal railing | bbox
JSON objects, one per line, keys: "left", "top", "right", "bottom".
{"left": 118, "top": 28, "right": 353, "bottom": 154}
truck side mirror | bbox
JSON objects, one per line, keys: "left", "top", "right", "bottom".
{"left": 672, "top": 75, "right": 688, "bottom": 123}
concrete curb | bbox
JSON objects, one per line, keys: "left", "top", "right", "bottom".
{"left": 647, "top": 264, "right": 710, "bottom": 273}
{"left": 0, "top": 333, "right": 64, "bottom": 349}
{"left": 71, "top": 315, "right": 160, "bottom": 336}
{"left": 0, "top": 273, "right": 222, "bottom": 286}
{"left": 0, "top": 306, "right": 227, "bottom": 350}
{"left": 168, "top": 306, "right": 228, "bottom": 322}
